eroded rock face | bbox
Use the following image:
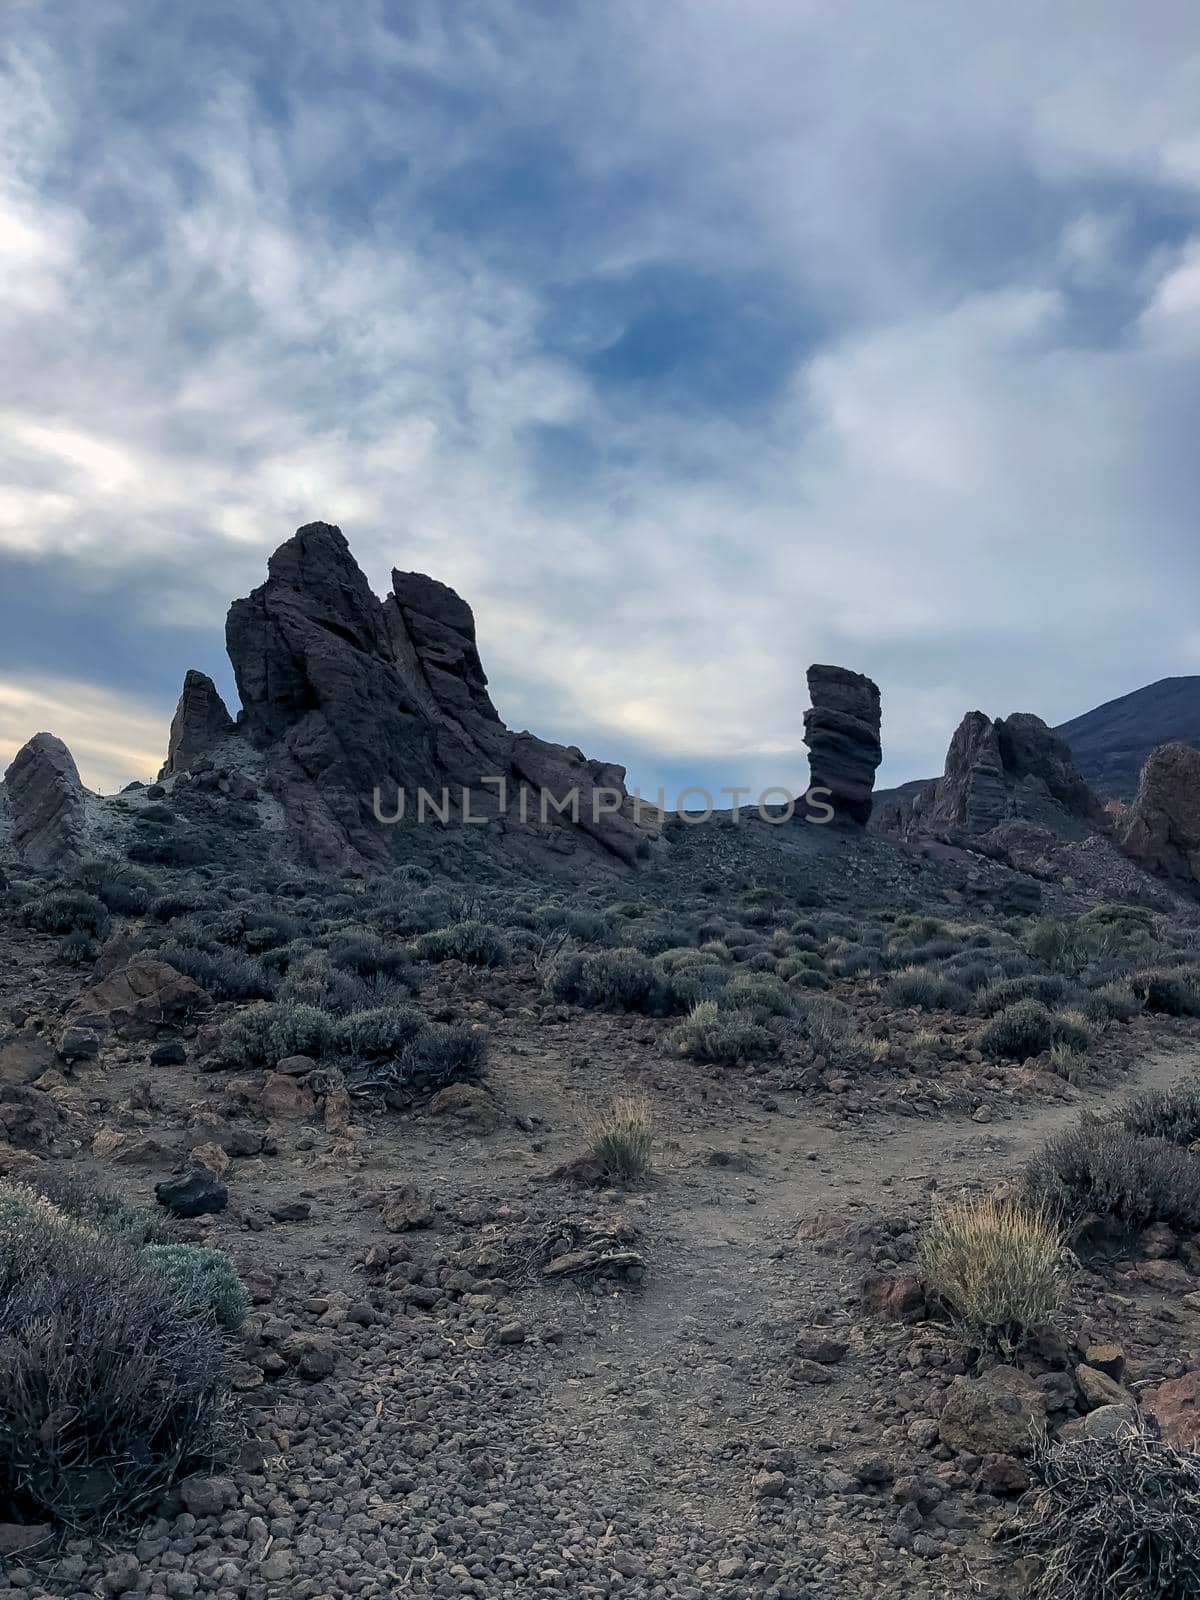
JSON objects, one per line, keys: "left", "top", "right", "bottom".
{"left": 803, "top": 665, "right": 882, "bottom": 826}
{"left": 3, "top": 732, "right": 88, "bottom": 867}
{"left": 877, "top": 710, "right": 1104, "bottom": 846}
{"left": 1120, "top": 742, "right": 1200, "bottom": 885}
{"left": 159, "top": 670, "right": 236, "bottom": 779}
{"left": 225, "top": 522, "right": 658, "bottom": 868}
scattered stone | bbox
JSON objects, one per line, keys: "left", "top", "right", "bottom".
{"left": 260, "top": 1072, "right": 317, "bottom": 1121}
{"left": 58, "top": 1026, "right": 99, "bottom": 1062}
{"left": 861, "top": 1273, "right": 926, "bottom": 1322}
{"left": 1075, "top": 1363, "right": 1134, "bottom": 1411}
{"left": 382, "top": 1184, "right": 435, "bottom": 1232}
{"left": 155, "top": 1166, "right": 228, "bottom": 1217}
{"left": 179, "top": 1475, "right": 237, "bottom": 1518}
{"left": 150, "top": 1040, "right": 187, "bottom": 1066}
{"left": 1143, "top": 1370, "right": 1200, "bottom": 1448}
{"left": 938, "top": 1366, "right": 1046, "bottom": 1457}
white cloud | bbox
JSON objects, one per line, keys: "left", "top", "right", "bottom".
{"left": 0, "top": 676, "right": 165, "bottom": 793}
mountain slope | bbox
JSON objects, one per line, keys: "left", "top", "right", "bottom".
{"left": 1055, "top": 676, "right": 1200, "bottom": 801}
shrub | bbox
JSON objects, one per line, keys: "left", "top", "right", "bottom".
{"left": 1120, "top": 1081, "right": 1200, "bottom": 1147}
{"left": 29, "top": 1173, "right": 167, "bottom": 1248}
{"left": 0, "top": 1269, "right": 228, "bottom": 1526}
{"left": 1090, "top": 980, "right": 1142, "bottom": 1023}
{"left": 221, "top": 1002, "right": 337, "bottom": 1066}
{"left": 587, "top": 1092, "right": 654, "bottom": 1181}
{"left": 976, "top": 973, "right": 1075, "bottom": 1014}
{"left": 155, "top": 941, "right": 275, "bottom": 1001}
{"left": 1027, "top": 1120, "right": 1200, "bottom": 1231}
{"left": 23, "top": 890, "right": 110, "bottom": 937}
{"left": 60, "top": 930, "right": 99, "bottom": 965}
{"left": 1025, "top": 917, "right": 1086, "bottom": 971}
{"left": 546, "top": 948, "right": 673, "bottom": 1014}
{"left": 411, "top": 920, "right": 510, "bottom": 967}
{"left": 147, "top": 890, "right": 204, "bottom": 922}
{"left": 917, "top": 1190, "right": 1067, "bottom": 1354}
{"left": 672, "top": 1002, "right": 772, "bottom": 1064}
{"left": 77, "top": 860, "right": 157, "bottom": 916}
{"left": 143, "top": 1245, "right": 248, "bottom": 1330}
{"left": 345, "top": 1021, "right": 486, "bottom": 1104}
{"left": 976, "top": 1000, "right": 1093, "bottom": 1060}
{"left": 329, "top": 933, "right": 412, "bottom": 979}
{"left": 338, "top": 1005, "right": 427, "bottom": 1060}
{"left": 1130, "top": 968, "right": 1200, "bottom": 1018}
{"left": 1010, "top": 1424, "right": 1200, "bottom": 1600}
{"left": 724, "top": 973, "right": 794, "bottom": 1017}
{"left": 0, "top": 1181, "right": 231, "bottom": 1526}
{"left": 886, "top": 967, "right": 970, "bottom": 1012}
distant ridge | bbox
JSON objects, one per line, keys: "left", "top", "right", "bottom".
{"left": 1055, "top": 676, "right": 1200, "bottom": 801}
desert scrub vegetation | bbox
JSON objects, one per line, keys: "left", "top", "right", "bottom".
{"left": 1119, "top": 1080, "right": 1200, "bottom": 1147}
{"left": 975, "top": 999, "right": 1093, "bottom": 1060}
{"left": 411, "top": 919, "right": 511, "bottom": 967}
{"left": 142, "top": 1244, "right": 249, "bottom": 1330}
{"left": 1027, "top": 1118, "right": 1200, "bottom": 1231}
{"left": 546, "top": 947, "right": 688, "bottom": 1015}
{"left": 0, "top": 1181, "right": 233, "bottom": 1526}
{"left": 587, "top": 1092, "right": 654, "bottom": 1180}
{"left": 672, "top": 1001, "right": 772, "bottom": 1063}
{"left": 76, "top": 858, "right": 157, "bottom": 915}
{"left": 220, "top": 1000, "right": 487, "bottom": 1101}
{"left": 1009, "top": 1423, "right": 1200, "bottom": 1600}
{"left": 1129, "top": 967, "right": 1200, "bottom": 1017}
{"left": 917, "top": 1190, "right": 1068, "bottom": 1354}
{"left": 885, "top": 966, "right": 970, "bottom": 1012}
{"left": 22, "top": 888, "right": 111, "bottom": 937}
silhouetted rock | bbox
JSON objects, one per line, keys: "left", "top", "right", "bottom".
{"left": 1120, "top": 741, "right": 1200, "bottom": 884}
{"left": 3, "top": 732, "right": 88, "bottom": 867}
{"left": 803, "top": 665, "right": 882, "bottom": 826}
{"left": 225, "top": 522, "right": 659, "bottom": 867}
{"left": 159, "top": 669, "right": 236, "bottom": 778}
{"left": 876, "top": 710, "right": 1103, "bottom": 846}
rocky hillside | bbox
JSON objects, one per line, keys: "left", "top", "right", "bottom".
{"left": 1055, "top": 676, "right": 1200, "bottom": 801}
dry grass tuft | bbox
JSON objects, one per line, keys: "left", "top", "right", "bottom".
{"left": 587, "top": 1092, "right": 654, "bottom": 1181}
{"left": 917, "top": 1189, "right": 1068, "bottom": 1353}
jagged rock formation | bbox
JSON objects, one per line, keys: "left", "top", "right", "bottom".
{"left": 803, "top": 665, "right": 882, "bottom": 826}
{"left": 1119, "top": 742, "right": 1200, "bottom": 884}
{"left": 875, "top": 710, "right": 1104, "bottom": 845}
{"left": 217, "top": 522, "right": 659, "bottom": 868}
{"left": 159, "top": 670, "right": 236, "bottom": 779}
{"left": 3, "top": 733, "right": 88, "bottom": 867}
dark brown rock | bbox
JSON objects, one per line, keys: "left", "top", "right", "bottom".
{"left": 939, "top": 1366, "right": 1046, "bottom": 1458}
{"left": 159, "top": 669, "right": 236, "bottom": 778}
{"left": 1120, "top": 741, "right": 1200, "bottom": 884}
{"left": 861, "top": 1273, "right": 926, "bottom": 1322}
{"left": 803, "top": 664, "right": 882, "bottom": 826}
{"left": 70, "top": 959, "right": 209, "bottom": 1038}
{"left": 225, "top": 522, "right": 660, "bottom": 868}
{"left": 4, "top": 731, "right": 88, "bottom": 866}
{"left": 1143, "top": 1370, "right": 1200, "bottom": 1448}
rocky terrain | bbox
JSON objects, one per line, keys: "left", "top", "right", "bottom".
{"left": 3, "top": 525, "right": 1200, "bottom": 1600}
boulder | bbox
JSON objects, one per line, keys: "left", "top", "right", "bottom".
{"left": 158, "top": 669, "right": 236, "bottom": 778}
{"left": 803, "top": 665, "right": 882, "bottom": 826}
{"left": 938, "top": 1366, "right": 1046, "bottom": 1458}
{"left": 260, "top": 1072, "right": 317, "bottom": 1121}
{"left": 1075, "top": 1363, "right": 1135, "bottom": 1411}
{"left": 427, "top": 1081, "right": 503, "bottom": 1133}
{"left": 861, "top": 1273, "right": 926, "bottom": 1322}
{"left": 156, "top": 1166, "right": 228, "bottom": 1217}
{"left": 1143, "top": 1370, "right": 1200, "bottom": 1448}
{"left": 0, "top": 1084, "right": 63, "bottom": 1150}
{"left": 1120, "top": 742, "right": 1200, "bottom": 885}
{"left": 3, "top": 732, "right": 88, "bottom": 866}
{"left": 70, "top": 959, "right": 209, "bottom": 1038}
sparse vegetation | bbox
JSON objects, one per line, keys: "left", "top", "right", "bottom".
{"left": 1027, "top": 1119, "right": 1200, "bottom": 1231}
{"left": 587, "top": 1092, "right": 654, "bottom": 1180}
{"left": 917, "top": 1189, "right": 1068, "bottom": 1353}
{"left": 1010, "top": 1424, "right": 1200, "bottom": 1600}
{"left": 672, "top": 1001, "right": 772, "bottom": 1063}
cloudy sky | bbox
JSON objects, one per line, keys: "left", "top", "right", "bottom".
{"left": 3, "top": 1, "right": 1199, "bottom": 801}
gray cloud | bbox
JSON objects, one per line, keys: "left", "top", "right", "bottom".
{"left": 2, "top": 1, "right": 1199, "bottom": 797}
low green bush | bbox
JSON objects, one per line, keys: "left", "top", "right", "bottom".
{"left": 672, "top": 1001, "right": 772, "bottom": 1063}
{"left": 221, "top": 1002, "right": 338, "bottom": 1066}
{"left": 411, "top": 920, "right": 510, "bottom": 967}
{"left": 1027, "top": 1120, "right": 1200, "bottom": 1231}
{"left": 886, "top": 967, "right": 970, "bottom": 1012}
{"left": 143, "top": 1244, "right": 249, "bottom": 1330}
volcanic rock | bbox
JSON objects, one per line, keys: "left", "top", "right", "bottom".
{"left": 938, "top": 1366, "right": 1046, "bottom": 1457}
{"left": 158, "top": 669, "right": 236, "bottom": 779}
{"left": 803, "top": 665, "right": 882, "bottom": 826}
{"left": 1120, "top": 741, "right": 1200, "bottom": 885}
{"left": 876, "top": 710, "right": 1104, "bottom": 845}
{"left": 156, "top": 1166, "right": 228, "bottom": 1217}
{"left": 225, "top": 522, "right": 659, "bottom": 868}
{"left": 70, "top": 959, "right": 209, "bottom": 1038}
{"left": 3, "top": 732, "right": 88, "bottom": 867}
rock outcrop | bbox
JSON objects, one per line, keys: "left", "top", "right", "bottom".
{"left": 1119, "top": 742, "right": 1200, "bottom": 885}
{"left": 3, "top": 732, "right": 88, "bottom": 867}
{"left": 803, "top": 665, "right": 882, "bottom": 826}
{"left": 159, "top": 670, "right": 236, "bottom": 779}
{"left": 875, "top": 710, "right": 1104, "bottom": 846}
{"left": 217, "top": 522, "right": 659, "bottom": 868}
